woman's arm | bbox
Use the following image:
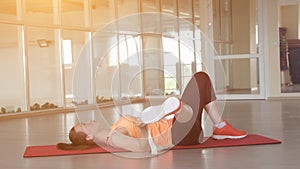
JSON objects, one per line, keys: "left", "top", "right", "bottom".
{"left": 90, "top": 127, "right": 151, "bottom": 152}
{"left": 109, "top": 129, "right": 151, "bottom": 152}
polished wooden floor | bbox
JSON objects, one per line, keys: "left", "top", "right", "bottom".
{"left": 1, "top": 99, "right": 300, "bottom": 169}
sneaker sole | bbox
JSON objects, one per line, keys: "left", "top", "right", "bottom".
{"left": 212, "top": 134, "right": 248, "bottom": 140}
{"left": 141, "top": 97, "right": 182, "bottom": 124}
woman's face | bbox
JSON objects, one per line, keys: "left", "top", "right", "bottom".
{"left": 74, "top": 120, "right": 101, "bottom": 136}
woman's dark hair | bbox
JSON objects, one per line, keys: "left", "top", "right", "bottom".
{"left": 56, "top": 127, "right": 97, "bottom": 150}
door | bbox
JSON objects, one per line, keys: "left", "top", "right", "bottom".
{"left": 208, "top": 0, "right": 265, "bottom": 99}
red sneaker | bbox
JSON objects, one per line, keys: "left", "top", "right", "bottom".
{"left": 212, "top": 121, "right": 247, "bottom": 140}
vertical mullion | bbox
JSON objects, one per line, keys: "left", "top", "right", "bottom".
{"left": 176, "top": 0, "right": 182, "bottom": 94}
{"left": 20, "top": 26, "right": 30, "bottom": 111}
{"left": 54, "top": 0, "right": 66, "bottom": 107}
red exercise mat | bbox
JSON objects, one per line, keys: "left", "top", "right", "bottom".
{"left": 23, "top": 134, "right": 281, "bottom": 158}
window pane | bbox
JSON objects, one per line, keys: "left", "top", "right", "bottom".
{"left": 25, "top": 0, "right": 54, "bottom": 25}
{"left": 93, "top": 31, "right": 117, "bottom": 100}
{"left": 62, "top": 30, "right": 88, "bottom": 106}
{"left": 179, "top": 24, "right": 196, "bottom": 89}
{"left": 213, "top": 0, "right": 258, "bottom": 55}
{"left": 0, "top": 0, "right": 20, "bottom": 21}
{"left": 194, "top": 0, "right": 201, "bottom": 27}
{"left": 0, "top": 24, "right": 26, "bottom": 113}
{"left": 182, "top": 64, "right": 193, "bottom": 76}
{"left": 61, "top": 0, "right": 88, "bottom": 27}
{"left": 165, "top": 77, "right": 177, "bottom": 94}
{"left": 62, "top": 40, "right": 72, "bottom": 64}
{"left": 164, "top": 65, "right": 177, "bottom": 77}
{"left": 95, "top": 50, "right": 116, "bottom": 101}
{"left": 141, "top": 0, "right": 160, "bottom": 12}
{"left": 162, "top": 0, "right": 177, "bottom": 15}
{"left": 27, "top": 27, "right": 62, "bottom": 110}
{"left": 215, "top": 58, "right": 260, "bottom": 95}
{"left": 94, "top": 31, "right": 143, "bottom": 101}
{"left": 118, "top": 35, "right": 142, "bottom": 98}
{"left": 178, "top": 0, "right": 192, "bottom": 22}
{"left": 92, "top": 0, "right": 115, "bottom": 29}
{"left": 117, "top": 0, "right": 138, "bottom": 18}
{"left": 163, "top": 37, "right": 179, "bottom": 95}
{"left": 195, "top": 29, "right": 203, "bottom": 72}
{"left": 143, "top": 35, "right": 164, "bottom": 96}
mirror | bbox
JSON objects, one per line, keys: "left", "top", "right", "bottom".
{"left": 279, "top": 0, "right": 300, "bottom": 93}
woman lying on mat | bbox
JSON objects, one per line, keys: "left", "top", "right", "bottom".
{"left": 57, "top": 72, "right": 247, "bottom": 153}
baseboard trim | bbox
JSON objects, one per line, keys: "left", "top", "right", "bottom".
{"left": 0, "top": 98, "right": 147, "bottom": 121}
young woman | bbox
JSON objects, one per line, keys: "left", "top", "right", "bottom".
{"left": 57, "top": 72, "right": 247, "bottom": 153}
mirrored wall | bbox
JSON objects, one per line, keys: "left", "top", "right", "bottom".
{"left": 279, "top": 1, "right": 300, "bottom": 93}
{"left": 0, "top": 0, "right": 206, "bottom": 114}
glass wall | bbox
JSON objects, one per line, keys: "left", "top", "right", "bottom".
{"left": 27, "top": 27, "right": 62, "bottom": 110}
{"left": 213, "top": 0, "right": 261, "bottom": 96}
{"left": 61, "top": 30, "right": 89, "bottom": 106}
{"left": 25, "top": 0, "right": 55, "bottom": 25}
{"left": 0, "top": 24, "right": 25, "bottom": 113}
{"left": 178, "top": 0, "right": 193, "bottom": 22}
{"left": 162, "top": 0, "right": 176, "bottom": 15}
{"left": 91, "top": 0, "right": 115, "bottom": 29}
{"left": 117, "top": 0, "right": 139, "bottom": 18}
{"left": 0, "top": 0, "right": 20, "bottom": 21}
{"left": 0, "top": 0, "right": 207, "bottom": 114}
{"left": 163, "top": 38, "right": 180, "bottom": 95}
{"left": 61, "top": 0, "right": 88, "bottom": 27}
{"left": 141, "top": 0, "right": 160, "bottom": 12}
